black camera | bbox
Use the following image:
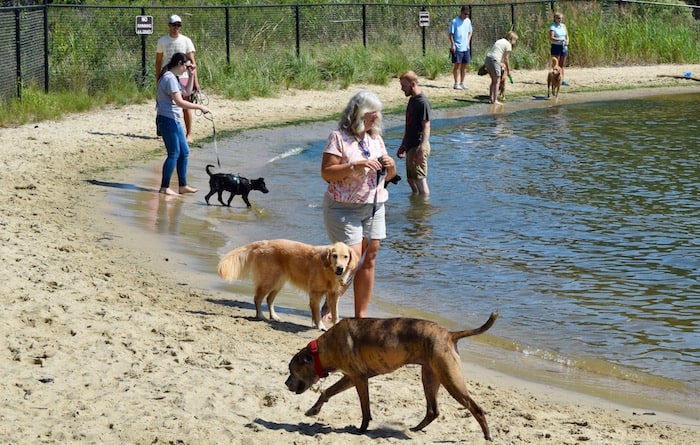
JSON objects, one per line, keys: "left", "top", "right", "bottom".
{"left": 386, "top": 174, "right": 402, "bottom": 186}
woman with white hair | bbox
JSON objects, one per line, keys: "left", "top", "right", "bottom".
{"left": 321, "top": 91, "right": 397, "bottom": 318}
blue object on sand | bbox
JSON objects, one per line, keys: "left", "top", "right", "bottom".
{"left": 684, "top": 72, "right": 692, "bottom": 78}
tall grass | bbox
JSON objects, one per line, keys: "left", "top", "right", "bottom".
{"left": 1, "top": 1, "right": 698, "bottom": 127}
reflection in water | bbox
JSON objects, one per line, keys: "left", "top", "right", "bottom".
{"left": 147, "top": 193, "right": 183, "bottom": 235}
{"left": 550, "top": 106, "right": 570, "bottom": 134}
{"left": 404, "top": 194, "right": 436, "bottom": 240}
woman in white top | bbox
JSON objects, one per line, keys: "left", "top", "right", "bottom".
{"left": 484, "top": 31, "right": 518, "bottom": 105}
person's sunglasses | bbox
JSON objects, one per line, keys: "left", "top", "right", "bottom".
{"left": 358, "top": 140, "right": 370, "bottom": 158}
{"left": 170, "top": 23, "right": 182, "bottom": 27}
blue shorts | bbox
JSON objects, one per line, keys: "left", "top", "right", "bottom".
{"left": 451, "top": 50, "right": 471, "bottom": 64}
{"left": 551, "top": 44, "right": 568, "bottom": 57}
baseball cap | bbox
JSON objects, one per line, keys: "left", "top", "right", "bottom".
{"left": 168, "top": 15, "right": 182, "bottom": 24}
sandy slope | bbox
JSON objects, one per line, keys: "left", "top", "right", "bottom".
{"left": 1, "top": 64, "right": 698, "bottom": 444}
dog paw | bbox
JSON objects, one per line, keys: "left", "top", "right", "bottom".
{"left": 305, "top": 403, "right": 323, "bottom": 417}
{"left": 315, "top": 321, "right": 328, "bottom": 331}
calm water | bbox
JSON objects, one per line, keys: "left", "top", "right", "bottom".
{"left": 108, "top": 90, "right": 699, "bottom": 418}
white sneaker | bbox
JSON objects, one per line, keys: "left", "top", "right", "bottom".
{"left": 459, "top": 83, "right": 466, "bottom": 90}
{"left": 453, "top": 83, "right": 460, "bottom": 89}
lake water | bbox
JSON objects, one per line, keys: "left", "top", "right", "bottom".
{"left": 106, "top": 89, "right": 699, "bottom": 420}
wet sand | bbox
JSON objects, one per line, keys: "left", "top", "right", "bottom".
{"left": 1, "top": 65, "right": 699, "bottom": 443}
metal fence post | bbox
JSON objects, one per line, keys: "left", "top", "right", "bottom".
{"left": 14, "top": 8, "right": 21, "bottom": 100}
{"left": 43, "top": 2, "right": 49, "bottom": 93}
{"left": 362, "top": 3, "right": 367, "bottom": 48}
{"left": 295, "top": 5, "right": 300, "bottom": 57}
{"left": 225, "top": 7, "right": 231, "bottom": 66}
{"left": 421, "top": 6, "right": 426, "bottom": 56}
{"left": 140, "top": 7, "right": 147, "bottom": 88}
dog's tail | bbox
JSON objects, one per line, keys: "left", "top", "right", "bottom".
{"left": 551, "top": 57, "right": 559, "bottom": 69}
{"left": 217, "top": 245, "right": 254, "bottom": 281}
{"left": 451, "top": 311, "right": 498, "bottom": 341}
{"left": 206, "top": 164, "right": 216, "bottom": 177}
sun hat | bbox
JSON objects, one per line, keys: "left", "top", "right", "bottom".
{"left": 168, "top": 15, "right": 182, "bottom": 24}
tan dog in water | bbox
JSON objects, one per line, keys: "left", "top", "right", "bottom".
{"left": 547, "top": 56, "right": 562, "bottom": 98}
{"left": 217, "top": 239, "right": 357, "bottom": 330}
{"left": 285, "top": 311, "right": 498, "bottom": 440}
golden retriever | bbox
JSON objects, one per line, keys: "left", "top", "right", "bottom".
{"left": 547, "top": 57, "right": 562, "bottom": 99}
{"left": 217, "top": 239, "right": 358, "bottom": 330}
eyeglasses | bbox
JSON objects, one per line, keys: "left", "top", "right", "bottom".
{"left": 170, "top": 23, "right": 182, "bottom": 27}
{"left": 358, "top": 139, "right": 370, "bottom": 158}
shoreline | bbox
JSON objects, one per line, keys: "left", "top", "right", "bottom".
{"left": 108, "top": 106, "right": 699, "bottom": 424}
{"left": 2, "top": 65, "right": 699, "bottom": 443}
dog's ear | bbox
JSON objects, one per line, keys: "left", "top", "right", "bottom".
{"left": 348, "top": 245, "right": 359, "bottom": 270}
{"left": 323, "top": 247, "right": 332, "bottom": 268}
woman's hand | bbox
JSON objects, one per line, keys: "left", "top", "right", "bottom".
{"left": 351, "top": 158, "right": 382, "bottom": 172}
{"left": 379, "top": 155, "right": 395, "bottom": 171}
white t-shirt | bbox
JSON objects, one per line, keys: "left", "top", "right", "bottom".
{"left": 486, "top": 38, "right": 512, "bottom": 63}
{"left": 156, "top": 34, "right": 195, "bottom": 79}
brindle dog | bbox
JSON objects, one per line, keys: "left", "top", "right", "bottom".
{"left": 285, "top": 311, "right": 498, "bottom": 440}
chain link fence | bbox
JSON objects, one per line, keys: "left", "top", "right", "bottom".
{"left": 1, "top": 1, "right": 698, "bottom": 102}
{"left": 1, "top": 4, "right": 47, "bottom": 101}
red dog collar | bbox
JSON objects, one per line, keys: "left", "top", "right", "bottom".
{"left": 308, "top": 339, "right": 328, "bottom": 378}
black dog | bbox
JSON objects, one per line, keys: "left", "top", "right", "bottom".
{"left": 204, "top": 164, "right": 269, "bottom": 207}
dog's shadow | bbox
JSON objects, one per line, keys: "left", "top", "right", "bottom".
{"left": 205, "top": 298, "right": 314, "bottom": 334}
{"left": 533, "top": 95, "right": 561, "bottom": 101}
{"left": 249, "top": 418, "right": 411, "bottom": 440}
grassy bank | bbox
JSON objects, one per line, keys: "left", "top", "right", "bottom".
{"left": 1, "top": 0, "right": 697, "bottom": 127}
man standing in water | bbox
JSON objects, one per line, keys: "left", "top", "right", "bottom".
{"left": 397, "top": 71, "right": 431, "bottom": 196}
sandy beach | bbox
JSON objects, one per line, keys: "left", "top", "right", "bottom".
{"left": 1, "top": 64, "right": 699, "bottom": 444}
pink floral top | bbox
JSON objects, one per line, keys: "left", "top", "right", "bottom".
{"left": 324, "top": 129, "right": 389, "bottom": 204}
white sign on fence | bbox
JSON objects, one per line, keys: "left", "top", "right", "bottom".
{"left": 419, "top": 11, "right": 430, "bottom": 27}
{"left": 135, "top": 16, "right": 153, "bottom": 35}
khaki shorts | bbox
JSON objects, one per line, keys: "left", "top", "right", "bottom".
{"left": 405, "top": 142, "right": 430, "bottom": 180}
{"left": 323, "top": 195, "right": 386, "bottom": 245}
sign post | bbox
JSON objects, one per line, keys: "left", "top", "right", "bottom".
{"left": 135, "top": 15, "right": 153, "bottom": 88}
{"left": 419, "top": 10, "right": 430, "bottom": 56}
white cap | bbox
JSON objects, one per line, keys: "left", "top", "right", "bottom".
{"left": 168, "top": 15, "right": 182, "bottom": 24}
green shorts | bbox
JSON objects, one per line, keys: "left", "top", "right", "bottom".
{"left": 405, "top": 142, "right": 430, "bottom": 180}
